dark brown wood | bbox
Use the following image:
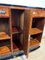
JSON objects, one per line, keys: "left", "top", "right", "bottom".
{"left": 23, "top": 10, "right": 30, "bottom": 57}
{"left": 9, "top": 9, "right": 14, "bottom": 55}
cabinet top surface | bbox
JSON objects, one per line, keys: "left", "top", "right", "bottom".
{"left": 0, "top": 4, "right": 45, "bottom": 10}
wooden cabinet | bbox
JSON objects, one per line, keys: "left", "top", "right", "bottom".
{"left": 0, "top": 5, "right": 45, "bottom": 59}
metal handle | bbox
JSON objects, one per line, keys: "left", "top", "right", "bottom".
{"left": 33, "top": 11, "right": 36, "bottom": 14}
{"left": 0, "top": 10, "right": 6, "bottom": 14}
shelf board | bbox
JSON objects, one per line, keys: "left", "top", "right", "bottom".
{"left": 0, "top": 46, "right": 11, "bottom": 56}
{"left": 0, "top": 16, "right": 9, "bottom": 18}
{"left": 13, "top": 43, "right": 20, "bottom": 52}
{"left": 0, "top": 32, "right": 10, "bottom": 40}
{"left": 12, "top": 31, "right": 20, "bottom": 34}
{"left": 30, "top": 39, "right": 40, "bottom": 47}
{"left": 30, "top": 28, "right": 42, "bottom": 35}
{"left": 12, "top": 27, "right": 22, "bottom": 34}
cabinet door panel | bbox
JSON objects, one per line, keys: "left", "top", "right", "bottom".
{"left": 23, "top": 10, "right": 30, "bottom": 57}
{"left": 31, "top": 9, "right": 45, "bottom": 17}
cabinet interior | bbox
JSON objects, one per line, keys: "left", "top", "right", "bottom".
{"left": 0, "top": 18, "right": 10, "bottom": 34}
{"left": 32, "top": 17, "right": 44, "bottom": 30}
{"left": 11, "top": 9, "right": 25, "bottom": 52}
{"left": 29, "top": 17, "right": 44, "bottom": 50}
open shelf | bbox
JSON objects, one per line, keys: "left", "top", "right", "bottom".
{"left": 13, "top": 43, "right": 20, "bottom": 52}
{"left": 31, "top": 17, "right": 44, "bottom": 35}
{"left": 0, "top": 18, "right": 10, "bottom": 34}
{"left": 11, "top": 9, "right": 24, "bottom": 54}
{"left": 30, "top": 28, "right": 42, "bottom": 35}
{"left": 29, "top": 33, "right": 42, "bottom": 49}
{"left": 13, "top": 39, "right": 22, "bottom": 52}
{"left": 12, "top": 34, "right": 22, "bottom": 53}
{"left": 30, "top": 39, "right": 40, "bottom": 47}
{"left": 0, "top": 40, "right": 11, "bottom": 56}
{"left": 11, "top": 9, "right": 24, "bottom": 35}
{"left": 0, "top": 32, "right": 10, "bottom": 40}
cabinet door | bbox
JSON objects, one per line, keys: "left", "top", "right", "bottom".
{"left": 0, "top": 6, "right": 9, "bottom": 17}
{"left": 23, "top": 10, "right": 30, "bottom": 57}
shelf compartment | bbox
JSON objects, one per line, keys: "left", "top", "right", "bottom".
{"left": 29, "top": 33, "right": 42, "bottom": 49}
{"left": 0, "top": 32, "right": 10, "bottom": 40}
{"left": 11, "top": 9, "right": 24, "bottom": 35}
{"left": 30, "top": 39, "right": 40, "bottom": 47}
{"left": 12, "top": 36, "right": 23, "bottom": 53}
{"left": 30, "top": 28, "right": 42, "bottom": 35}
{"left": 0, "top": 40, "right": 11, "bottom": 47}
{"left": 31, "top": 17, "right": 44, "bottom": 35}
{"left": 0, "top": 40, "right": 11, "bottom": 56}
{"left": 13, "top": 43, "right": 20, "bottom": 52}
{"left": 13, "top": 40, "right": 22, "bottom": 52}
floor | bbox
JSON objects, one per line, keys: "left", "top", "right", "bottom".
{"left": 9, "top": 37, "right": 45, "bottom": 60}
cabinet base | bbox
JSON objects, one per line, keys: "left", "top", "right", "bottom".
{"left": 29, "top": 45, "right": 40, "bottom": 52}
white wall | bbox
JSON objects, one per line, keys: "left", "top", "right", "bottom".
{"left": 0, "top": 0, "right": 45, "bottom": 8}
{"left": 0, "top": 0, "right": 45, "bottom": 37}
{"left": 43, "top": 25, "right": 45, "bottom": 37}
